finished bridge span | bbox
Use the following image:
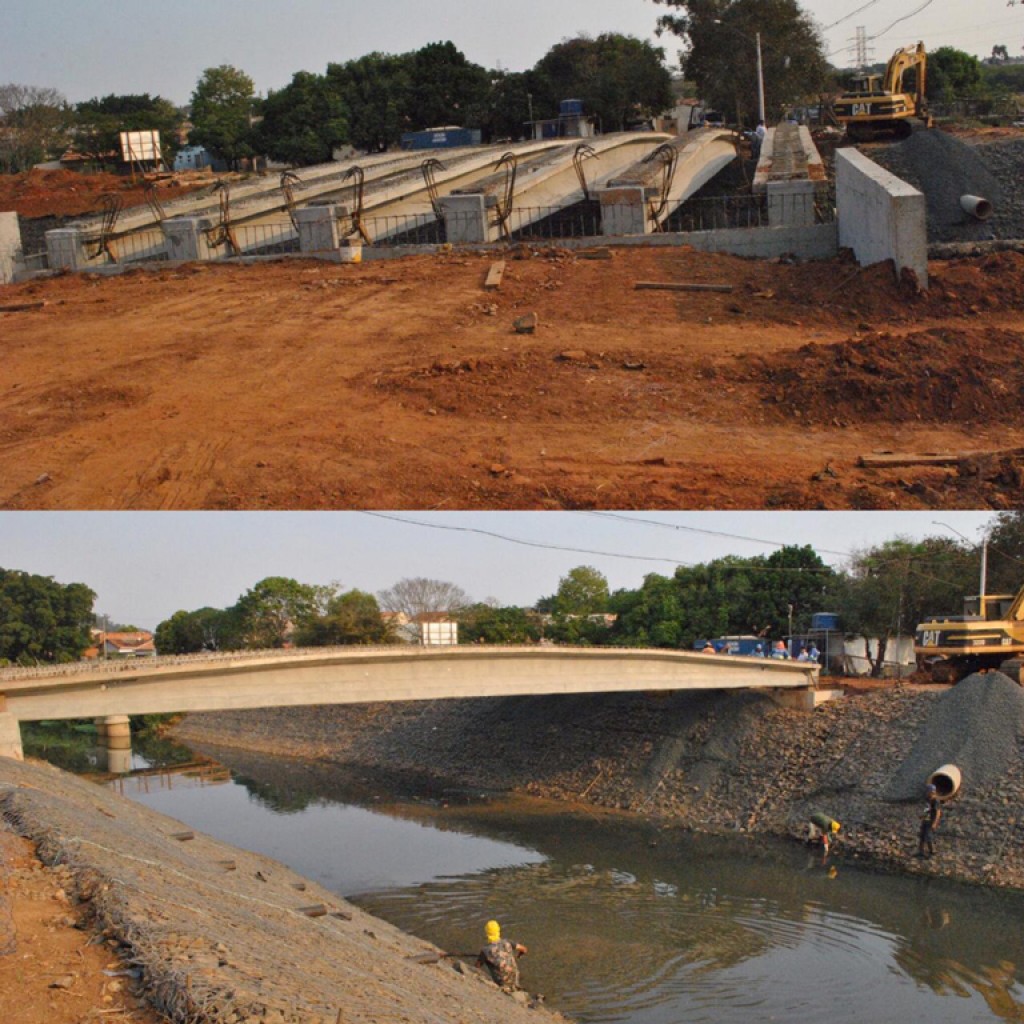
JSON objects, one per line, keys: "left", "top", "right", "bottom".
{"left": 0, "top": 645, "right": 820, "bottom": 760}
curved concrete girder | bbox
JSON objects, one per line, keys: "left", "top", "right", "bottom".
{"left": 1, "top": 645, "right": 817, "bottom": 724}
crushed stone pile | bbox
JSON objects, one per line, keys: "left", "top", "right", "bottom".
{"left": 884, "top": 672, "right": 1024, "bottom": 801}
{"left": 868, "top": 132, "right": 1024, "bottom": 243}
{"left": 0, "top": 758, "right": 560, "bottom": 1024}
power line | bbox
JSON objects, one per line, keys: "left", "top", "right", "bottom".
{"left": 823, "top": 0, "right": 882, "bottom": 31}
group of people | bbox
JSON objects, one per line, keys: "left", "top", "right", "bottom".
{"left": 701, "top": 640, "right": 820, "bottom": 662}
{"left": 475, "top": 787, "right": 944, "bottom": 998}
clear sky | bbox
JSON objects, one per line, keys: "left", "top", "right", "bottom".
{"left": 0, "top": 511, "right": 995, "bottom": 630}
{"left": 4, "top": 1, "right": 1019, "bottom": 106}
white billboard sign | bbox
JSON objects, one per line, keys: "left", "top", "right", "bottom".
{"left": 119, "top": 130, "right": 162, "bottom": 163}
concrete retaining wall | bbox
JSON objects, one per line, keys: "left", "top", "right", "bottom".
{"left": 0, "top": 212, "right": 23, "bottom": 284}
{"left": 836, "top": 148, "right": 927, "bottom": 287}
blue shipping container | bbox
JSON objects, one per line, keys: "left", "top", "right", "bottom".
{"left": 811, "top": 613, "right": 840, "bottom": 631}
{"left": 560, "top": 98, "right": 584, "bottom": 116}
{"left": 400, "top": 128, "right": 481, "bottom": 150}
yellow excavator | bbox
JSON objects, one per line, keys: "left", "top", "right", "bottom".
{"left": 833, "top": 41, "right": 932, "bottom": 142}
{"left": 915, "top": 585, "right": 1024, "bottom": 684}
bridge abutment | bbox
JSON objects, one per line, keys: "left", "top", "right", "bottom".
{"left": 0, "top": 709, "right": 24, "bottom": 761}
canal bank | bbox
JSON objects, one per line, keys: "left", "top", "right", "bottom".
{"left": 0, "top": 758, "right": 566, "bottom": 1024}
{"left": 172, "top": 673, "right": 1024, "bottom": 892}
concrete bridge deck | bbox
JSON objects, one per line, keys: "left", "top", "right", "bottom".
{"left": 0, "top": 644, "right": 820, "bottom": 760}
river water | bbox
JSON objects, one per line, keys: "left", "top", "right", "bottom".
{"left": 75, "top": 738, "right": 1024, "bottom": 1023}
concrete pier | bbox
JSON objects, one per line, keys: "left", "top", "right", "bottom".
{"left": 295, "top": 203, "right": 342, "bottom": 253}
{"left": 163, "top": 217, "right": 219, "bottom": 261}
{"left": 0, "top": 709, "right": 23, "bottom": 760}
{"left": 0, "top": 211, "right": 22, "bottom": 283}
{"left": 45, "top": 227, "right": 92, "bottom": 271}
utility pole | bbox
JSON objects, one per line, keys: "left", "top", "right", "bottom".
{"left": 755, "top": 32, "right": 766, "bottom": 124}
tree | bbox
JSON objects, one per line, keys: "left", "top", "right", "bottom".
{"left": 831, "top": 538, "right": 977, "bottom": 676}
{"left": 927, "top": 47, "right": 984, "bottom": 102}
{"left": 154, "top": 607, "right": 231, "bottom": 654}
{"left": 0, "top": 569, "right": 95, "bottom": 665}
{"left": 257, "top": 71, "right": 348, "bottom": 166}
{"left": 406, "top": 41, "right": 491, "bottom": 130}
{"left": 652, "top": 0, "right": 829, "bottom": 125}
{"left": 189, "top": 65, "right": 256, "bottom": 167}
{"left": 538, "top": 566, "right": 610, "bottom": 616}
{"left": 991, "top": 44, "right": 1010, "bottom": 64}
{"left": 984, "top": 512, "right": 1024, "bottom": 596}
{"left": 73, "top": 93, "right": 181, "bottom": 165}
{"left": 327, "top": 52, "right": 413, "bottom": 152}
{"left": 295, "top": 589, "right": 395, "bottom": 646}
{"left": 230, "top": 576, "right": 324, "bottom": 648}
{"left": 533, "top": 34, "right": 673, "bottom": 131}
{"left": 377, "top": 577, "right": 471, "bottom": 619}
{"left": 0, "top": 83, "right": 70, "bottom": 172}
{"left": 458, "top": 604, "right": 542, "bottom": 644}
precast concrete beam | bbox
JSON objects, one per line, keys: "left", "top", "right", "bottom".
{"left": 1, "top": 646, "right": 819, "bottom": 725}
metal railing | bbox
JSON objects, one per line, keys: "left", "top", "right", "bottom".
{"left": 230, "top": 221, "right": 300, "bottom": 256}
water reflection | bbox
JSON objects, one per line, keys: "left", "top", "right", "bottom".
{"left": 96, "top": 741, "right": 1024, "bottom": 1024}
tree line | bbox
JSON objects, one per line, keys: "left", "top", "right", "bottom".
{"left": 4, "top": 513, "right": 1023, "bottom": 674}
{"left": 0, "top": 33, "right": 673, "bottom": 173}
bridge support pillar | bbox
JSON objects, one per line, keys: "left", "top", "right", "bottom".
{"left": 440, "top": 195, "right": 489, "bottom": 244}
{"left": 599, "top": 186, "right": 649, "bottom": 236}
{"left": 163, "top": 217, "right": 218, "bottom": 262}
{"left": 45, "top": 227, "right": 91, "bottom": 271}
{"left": 771, "top": 686, "right": 845, "bottom": 711}
{"left": 96, "top": 715, "right": 132, "bottom": 774}
{"left": 767, "top": 180, "right": 817, "bottom": 228}
{"left": 295, "top": 203, "right": 341, "bottom": 253}
{"left": 0, "top": 711, "right": 24, "bottom": 761}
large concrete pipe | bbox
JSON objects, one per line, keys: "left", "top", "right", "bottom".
{"left": 928, "top": 763, "right": 962, "bottom": 800}
{"left": 960, "top": 195, "right": 993, "bottom": 221}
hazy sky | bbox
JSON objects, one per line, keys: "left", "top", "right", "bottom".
{"left": 0, "top": 511, "right": 994, "bottom": 629}
{"left": 4, "top": 1, "right": 1018, "bottom": 105}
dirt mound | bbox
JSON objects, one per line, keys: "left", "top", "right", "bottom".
{"left": 884, "top": 672, "right": 1024, "bottom": 801}
{"left": 743, "top": 325, "right": 1024, "bottom": 426}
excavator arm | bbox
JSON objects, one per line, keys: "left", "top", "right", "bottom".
{"left": 883, "top": 42, "right": 927, "bottom": 104}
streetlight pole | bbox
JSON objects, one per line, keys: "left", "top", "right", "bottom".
{"left": 932, "top": 520, "right": 987, "bottom": 597}
{"left": 755, "top": 31, "right": 766, "bottom": 124}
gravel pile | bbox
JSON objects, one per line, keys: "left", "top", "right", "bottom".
{"left": 884, "top": 672, "right": 1024, "bottom": 801}
{"left": 866, "top": 131, "right": 1005, "bottom": 242}
{"left": 0, "top": 758, "right": 561, "bottom": 1024}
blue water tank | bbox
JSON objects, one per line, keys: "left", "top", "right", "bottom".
{"left": 811, "top": 613, "right": 840, "bottom": 631}
{"left": 560, "top": 98, "right": 584, "bottom": 116}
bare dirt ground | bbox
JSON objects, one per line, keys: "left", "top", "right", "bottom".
{"left": 0, "top": 826, "right": 164, "bottom": 1024}
{"left": 3, "top": 244, "right": 1024, "bottom": 510}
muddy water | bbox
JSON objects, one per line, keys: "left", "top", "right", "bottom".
{"left": 104, "top": 743, "right": 1024, "bottom": 1024}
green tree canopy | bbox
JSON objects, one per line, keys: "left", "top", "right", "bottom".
{"left": 295, "top": 589, "right": 395, "bottom": 646}
{"left": 0, "top": 569, "right": 95, "bottom": 665}
{"left": 927, "top": 46, "right": 984, "bottom": 102}
{"left": 407, "top": 41, "right": 491, "bottom": 130}
{"left": 231, "top": 576, "right": 325, "bottom": 648}
{"left": 984, "top": 512, "right": 1024, "bottom": 595}
{"left": 830, "top": 537, "right": 978, "bottom": 676}
{"left": 653, "top": 0, "right": 829, "bottom": 125}
{"left": 537, "top": 565, "right": 610, "bottom": 616}
{"left": 458, "top": 604, "right": 543, "bottom": 644}
{"left": 189, "top": 65, "right": 256, "bottom": 167}
{"left": 153, "top": 607, "right": 233, "bottom": 655}
{"left": 533, "top": 34, "right": 673, "bottom": 131}
{"left": 73, "top": 92, "right": 180, "bottom": 164}
{"left": 327, "top": 52, "right": 413, "bottom": 152}
{"left": 257, "top": 71, "right": 348, "bottom": 166}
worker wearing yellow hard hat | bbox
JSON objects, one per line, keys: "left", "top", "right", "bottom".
{"left": 477, "top": 919, "right": 528, "bottom": 993}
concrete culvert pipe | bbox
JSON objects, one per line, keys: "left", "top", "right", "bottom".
{"left": 960, "top": 194, "right": 993, "bottom": 221}
{"left": 928, "top": 764, "right": 962, "bottom": 800}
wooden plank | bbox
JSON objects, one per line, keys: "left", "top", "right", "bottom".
{"left": 483, "top": 260, "right": 506, "bottom": 290}
{"left": 0, "top": 300, "right": 47, "bottom": 313}
{"left": 859, "top": 448, "right": 1024, "bottom": 468}
{"left": 633, "top": 281, "right": 734, "bottom": 293}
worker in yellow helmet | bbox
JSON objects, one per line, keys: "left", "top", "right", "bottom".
{"left": 807, "top": 812, "right": 841, "bottom": 856}
{"left": 477, "top": 919, "right": 528, "bottom": 993}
